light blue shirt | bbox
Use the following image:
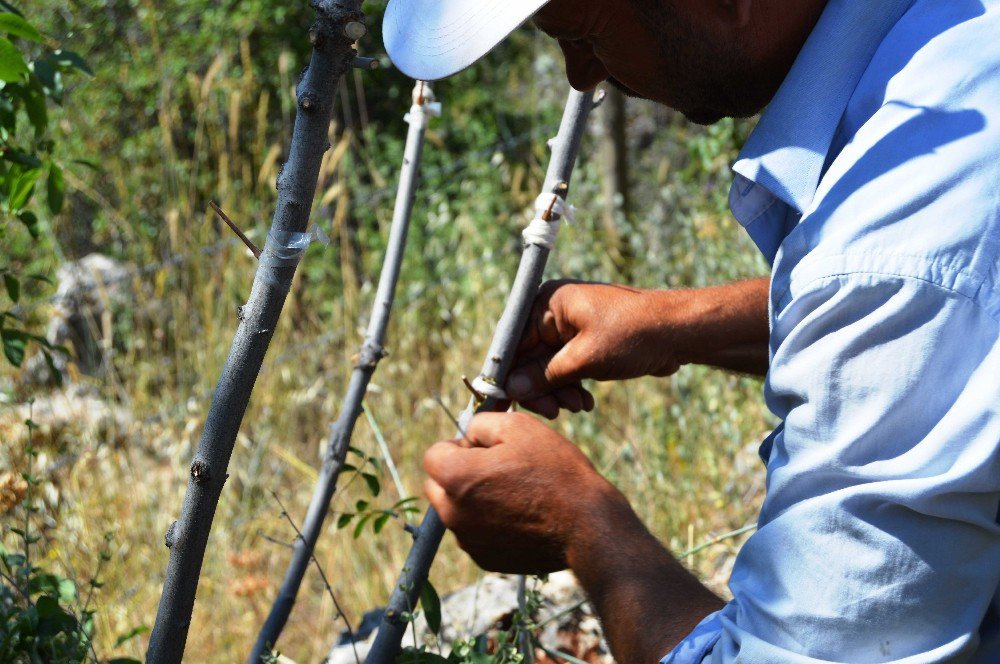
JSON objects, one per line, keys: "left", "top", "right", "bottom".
{"left": 663, "top": 0, "right": 1000, "bottom": 662}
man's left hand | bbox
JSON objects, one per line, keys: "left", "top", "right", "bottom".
{"left": 423, "top": 411, "right": 617, "bottom": 575}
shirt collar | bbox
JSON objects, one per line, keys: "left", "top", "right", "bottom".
{"left": 732, "top": 0, "right": 916, "bottom": 217}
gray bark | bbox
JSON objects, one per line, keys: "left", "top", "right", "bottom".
{"left": 247, "top": 83, "right": 436, "bottom": 664}
{"left": 146, "top": 3, "right": 366, "bottom": 662}
{"left": 362, "top": 87, "right": 596, "bottom": 664}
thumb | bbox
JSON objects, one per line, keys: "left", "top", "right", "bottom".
{"left": 506, "top": 340, "right": 589, "bottom": 400}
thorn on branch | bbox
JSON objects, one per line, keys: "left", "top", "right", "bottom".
{"left": 210, "top": 200, "right": 261, "bottom": 259}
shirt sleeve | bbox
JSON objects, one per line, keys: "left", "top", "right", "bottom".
{"left": 662, "top": 272, "right": 1000, "bottom": 663}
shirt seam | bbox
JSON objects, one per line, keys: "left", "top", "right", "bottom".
{"left": 776, "top": 265, "right": 1000, "bottom": 325}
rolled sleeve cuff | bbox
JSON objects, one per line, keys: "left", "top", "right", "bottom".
{"left": 660, "top": 610, "right": 724, "bottom": 664}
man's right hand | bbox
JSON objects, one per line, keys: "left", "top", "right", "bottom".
{"left": 504, "top": 277, "right": 771, "bottom": 418}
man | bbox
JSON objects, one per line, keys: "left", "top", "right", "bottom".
{"left": 383, "top": 0, "right": 1000, "bottom": 662}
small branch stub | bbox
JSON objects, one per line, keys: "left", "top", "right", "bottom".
{"left": 352, "top": 55, "right": 379, "bottom": 70}
{"left": 165, "top": 521, "right": 178, "bottom": 548}
{"left": 190, "top": 460, "right": 211, "bottom": 485}
{"left": 344, "top": 21, "right": 367, "bottom": 41}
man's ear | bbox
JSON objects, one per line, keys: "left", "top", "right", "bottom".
{"left": 722, "top": 0, "right": 753, "bottom": 28}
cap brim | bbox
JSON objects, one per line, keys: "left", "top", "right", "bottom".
{"left": 383, "top": 0, "right": 549, "bottom": 81}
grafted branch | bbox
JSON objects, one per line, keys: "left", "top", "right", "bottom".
{"left": 146, "top": 3, "right": 368, "bottom": 662}
{"left": 363, "top": 87, "right": 597, "bottom": 664}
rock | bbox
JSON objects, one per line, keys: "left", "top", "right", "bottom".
{"left": 326, "top": 572, "right": 612, "bottom": 663}
{"left": 23, "top": 254, "right": 132, "bottom": 386}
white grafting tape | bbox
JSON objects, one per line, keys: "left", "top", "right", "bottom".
{"left": 521, "top": 193, "right": 576, "bottom": 249}
{"left": 471, "top": 375, "right": 508, "bottom": 401}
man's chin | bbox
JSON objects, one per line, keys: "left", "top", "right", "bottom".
{"left": 606, "top": 77, "right": 646, "bottom": 100}
{"left": 681, "top": 107, "right": 727, "bottom": 126}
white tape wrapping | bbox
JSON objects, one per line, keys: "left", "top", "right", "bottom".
{"left": 404, "top": 100, "right": 442, "bottom": 126}
{"left": 263, "top": 225, "right": 330, "bottom": 266}
{"left": 522, "top": 193, "right": 576, "bottom": 249}
{"left": 260, "top": 226, "right": 330, "bottom": 285}
{"left": 471, "top": 375, "right": 508, "bottom": 401}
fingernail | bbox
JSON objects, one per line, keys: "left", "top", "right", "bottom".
{"left": 507, "top": 373, "right": 532, "bottom": 398}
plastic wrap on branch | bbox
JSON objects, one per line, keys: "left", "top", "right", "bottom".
{"left": 146, "top": 3, "right": 370, "bottom": 663}
{"left": 361, "top": 86, "right": 597, "bottom": 664}
{"left": 246, "top": 81, "right": 439, "bottom": 664}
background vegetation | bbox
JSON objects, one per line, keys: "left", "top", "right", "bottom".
{"left": 2, "top": 0, "right": 771, "bottom": 660}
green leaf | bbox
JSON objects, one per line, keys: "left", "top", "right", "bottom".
{"left": 113, "top": 625, "right": 150, "bottom": 648}
{"left": 108, "top": 659, "right": 144, "bottom": 664}
{"left": 51, "top": 49, "right": 93, "bottom": 76}
{"left": 46, "top": 163, "right": 63, "bottom": 214}
{"left": 352, "top": 513, "right": 372, "bottom": 539}
{"left": 35, "top": 594, "right": 64, "bottom": 618}
{"left": 5, "top": 148, "right": 43, "bottom": 168}
{"left": 27, "top": 272, "right": 54, "bottom": 285}
{"left": 31, "top": 58, "right": 61, "bottom": 99}
{"left": 57, "top": 577, "right": 76, "bottom": 603}
{"left": 17, "top": 211, "right": 38, "bottom": 238}
{"left": 420, "top": 581, "right": 442, "bottom": 635}
{"left": 0, "top": 13, "right": 44, "bottom": 43}
{"left": 3, "top": 273, "right": 18, "bottom": 302}
{"left": 20, "top": 80, "right": 47, "bottom": 136}
{"left": 373, "top": 512, "right": 391, "bottom": 534}
{"left": 354, "top": 499, "right": 368, "bottom": 511}
{"left": 0, "top": 2, "right": 22, "bottom": 17}
{"left": 72, "top": 158, "right": 101, "bottom": 171}
{"left": 0, "top": 36, "right": 27, "bottom": 82}
{"left": 335, "top": 513, "right": 353, "bottom": 529}
{"left": 362, "top": 472, "right": 381, "bottom": 497}
{"left": 2, "top": 327, "right": 27, "bottom": 366}
{"left": 8, "top": 167, "right": 40, "bottom": 211}
{"left": 29, "top": 572, "right": 63, "bottom": 596}
{"left": 43, "top": 348, "right": 63, "bottom": 387}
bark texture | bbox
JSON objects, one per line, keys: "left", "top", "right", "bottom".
{"left": 147, "top": 3, "right": 365, "bottom": 662}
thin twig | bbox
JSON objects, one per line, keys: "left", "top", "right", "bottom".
{"left": 209, "top": 200, "right": 261, "bottom": 259}
{"left": 269, "top": 491, "right": 361, "bottom": 664}
{"left": 538, "top": 644, "right": 590, "bottom": 664}
{"left": 257, "top": 530, "right": 295, "bottom": 550}
{"left": 433, "top": 395, "right": 471, "bottom": 444}
{"left": 679, "top": 523, "right": 757, "bottom": 559}
{"left": 362, "top": 405, "right": 408, "bottom": 504}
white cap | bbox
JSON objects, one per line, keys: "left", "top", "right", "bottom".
{"left": 383, "top": 0, "right": 549, "bottom": 81}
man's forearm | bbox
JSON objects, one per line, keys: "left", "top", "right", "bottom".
{"left": 650, "top": 276, "right": 770, "bottom": 377}
{"left": 566, "top": 482, "right": 725, "bottom": 664}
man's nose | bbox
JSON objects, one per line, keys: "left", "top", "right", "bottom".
{"left": 558, "top": 38, "right": 610, "bottom": 91}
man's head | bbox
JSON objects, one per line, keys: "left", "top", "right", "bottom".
{"left": 384, "top": 0, "right": 828, "bottom": 124}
